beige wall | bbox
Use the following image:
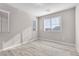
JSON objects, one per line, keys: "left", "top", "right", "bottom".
{"left": 0, "top": 4, "right": 34, "bottom": 50}
{"left": 38, "top": 8, "right": 75, "bottom": 46}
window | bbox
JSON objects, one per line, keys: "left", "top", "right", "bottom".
{"left": 44, "top": 16, "right": 62, "bottom": 32}
{"left": 51, "top": 16, "right": 61, "bottom": 32}
{"left": 44, "top": 18, "right": 51, "bottom": 31}
{"left": 0, "top": 10, "right": 9, "bottom": 32}
{"left": 33, "top": 20, "right": 36, "bottom": 31}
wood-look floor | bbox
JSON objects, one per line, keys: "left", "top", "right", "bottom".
{"left": 0, "top": 40, "right": 78, "bottom": 56}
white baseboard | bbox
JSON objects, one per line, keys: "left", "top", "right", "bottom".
{"left": 38, "top": 37, "right": 75, "bottom": 47}
{"left": 2, "top": 43, "right": 21, "bottom": 51}
{"left": 0, "top": 38, "right": 37, "bottom": 52}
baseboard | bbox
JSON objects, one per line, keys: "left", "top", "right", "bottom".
{"left": 38, "top": 37, "right": 75, "bottom": 47}
{"left": 0, "top": 39, "right": 37, "bottom": 52}
{"left": 0, "top": 43, "right": 22, "bottom": 52}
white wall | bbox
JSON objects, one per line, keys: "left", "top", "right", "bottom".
{"left": 32, "top": 17, "right": 38, "bottom": 40}
{"left": 38, "top": 8, "right": 75, "bottom": 46}
{"left": 0, "top": 4, "right": 37, "bottom": 50}
{"left": 3, "top": 27, "right": 33, "bottom": 50}
{"left": 76, "top": 5, "right": 79, "bottom": 53}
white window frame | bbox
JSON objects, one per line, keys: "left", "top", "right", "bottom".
{"left": 44, "top": 16, "right": 62, "bottom": 32}
{"left": 0, "top": 9, "right": 10, "bottom": 32}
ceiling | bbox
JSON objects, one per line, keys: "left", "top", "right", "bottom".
{"left": 8, "top": 3, "right": 77, "bottom": 17}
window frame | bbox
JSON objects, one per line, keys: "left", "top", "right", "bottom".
{"left": 44, "top": 17, "right": 51, "bottom": 32}
{"left": 32, "top": 20, "right": 36, "bottom": 31}
{"left": 43, "top": 16, "right": 62, "bottom": 32}
{"left": 0, "top": 9, "right": 10, "bottom": 33}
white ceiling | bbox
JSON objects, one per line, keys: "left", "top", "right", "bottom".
{"left": 8, "top": 3, "right": 77, "bottom": 17}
